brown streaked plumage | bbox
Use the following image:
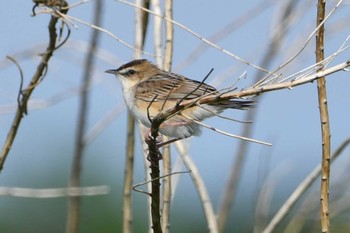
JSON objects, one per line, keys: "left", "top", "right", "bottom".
{"left": 106, "top": 59, "right": 253, "bottom": 139}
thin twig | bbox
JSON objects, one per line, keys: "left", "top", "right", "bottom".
{"left": 192, "top": 60, "right": 350, "bottom": 104}
{"left": 181, "top": 113, "right": 271, "bottom": 146}
{"left": 132, "top": 171, "right": 190, "bottom": 195}
{"left": 197, "top": 104, "right": 253, "bottom": 124}
{"left": 253, "top": 0, "right": 344, "bottom": 88}
{"left": 176, "top": 68, "right": 214, "bottom": 107}
{"left": 6, "top": 56, "right": 24, "bottom": 112}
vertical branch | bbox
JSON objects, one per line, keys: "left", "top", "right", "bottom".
{"left": 123, "top": 1, "right": 150, "bottom": 233}
{"left": 66, "top": 1, "right": 102, "bottom": 233}
{"left": 315, "top": 1, "right": 331, "bottom": 232}
{"left": 123, "top": 113, "right": 135, "bottom": 233}
{"left": 161, "top": 1, "right": 173, "bottom": 232}
{"left": 152, "top": 0, "right": 163, "bottom": 65}
{"left": 148, "top": 135, "right": 162, "bottom": 233}
{"left": 163, "top": 0, "right": 173, "bottom": 70}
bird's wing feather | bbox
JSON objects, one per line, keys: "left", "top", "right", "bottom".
{"left": 135, "top": 73, "right": 217, "bottom": 102}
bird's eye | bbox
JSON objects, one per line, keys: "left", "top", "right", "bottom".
{"left": 126, "top": 69, "right": 135, "bottom": 76}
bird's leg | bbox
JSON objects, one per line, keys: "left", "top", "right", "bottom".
{"left": 156, "top": 137, "right": 183, "bottom": 147}
{"left": 144, "top": 129, "right": 162, "bottom": 144}
{"left": 156, "top": 120, "right": 192, "bottom": 147}
{"left": 144, "top": 120, "right": 192, "bottom": 161}
{"left": 144, "top": 131, "right": 163, "bottom": 161}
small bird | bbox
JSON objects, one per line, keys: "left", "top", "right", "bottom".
{"left": 106, "top": 59, "right": 253, "bottom": 141}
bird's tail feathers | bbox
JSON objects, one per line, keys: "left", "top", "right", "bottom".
{"left": 214, "top": 99, "right": 255, "bottom": 110}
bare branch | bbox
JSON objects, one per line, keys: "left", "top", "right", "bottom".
{"left": 181, "top": 113, "right": 271, "bottom": 146}
{"left": 160, "top": 1, "right": 174, "bottom": 232}
{"left": 6, "top": 56, "right": 24, "bottom": 112}
{"left": 0, "top": 3, "right": 67, "bottom": 171}
{"left": 315, "top": 1, "right": 331, "bottom": 232}
{"left": 0, "top": 186, "right": 109, "bottom": 198}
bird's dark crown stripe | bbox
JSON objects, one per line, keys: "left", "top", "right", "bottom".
{"left": 116, "top": 59, "right": 149, "bottom": 72}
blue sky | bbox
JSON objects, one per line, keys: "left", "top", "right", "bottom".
{"left": 1, "top": 1, "right": 350, "bottom": 232}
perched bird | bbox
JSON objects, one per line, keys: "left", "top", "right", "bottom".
{"left": 106, "top": 59, "right": 253, "bottom": 140}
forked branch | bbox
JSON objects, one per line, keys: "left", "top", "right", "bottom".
{"left": 0, "top": 1, "right": 69, "bottom": 171}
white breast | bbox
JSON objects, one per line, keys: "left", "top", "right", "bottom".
{"left": 118, "top": 76, "right": 152, "bottom": 128}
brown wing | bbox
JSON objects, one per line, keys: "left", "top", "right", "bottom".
{"left": 135, "top": 73, "right": 218, "bottom": 102}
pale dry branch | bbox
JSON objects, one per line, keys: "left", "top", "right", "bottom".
{"left": 170, "top": 140, "right": 190, "bottom": 199}
{"left": 181, "top": 113, "right": 271, "bottom": 146}
{"left": 163, "top": 0, "right": 174, "bottom": 71}
{"left": 152, "top": 0, "right": 162, "bottom": 65}
{"left": 133, "top": 1, "right": 160, "bottom": 233}
{"left": 197, "top": 104, "right": 253, "bottom": 124}
{"left": 120, "top": 1, "right": 147, "bottom": 233}
{"left": 0, "top": 186, "right": 109, "bottom": 198}
{"left": 261, "top": 40, "right": 350, "bottom": 87}
{"left": 315, "top": 1, "right": 331, "bottom": 232}
{"left": 214, "top": 61, "right": 349, "bottom": 100}
{"left": 160, "top": 0, "right": 174, "bottom": 232}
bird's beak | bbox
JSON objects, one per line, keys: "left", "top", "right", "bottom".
{"left": 105, "top": 69, "right": 118, "bottom": 75}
